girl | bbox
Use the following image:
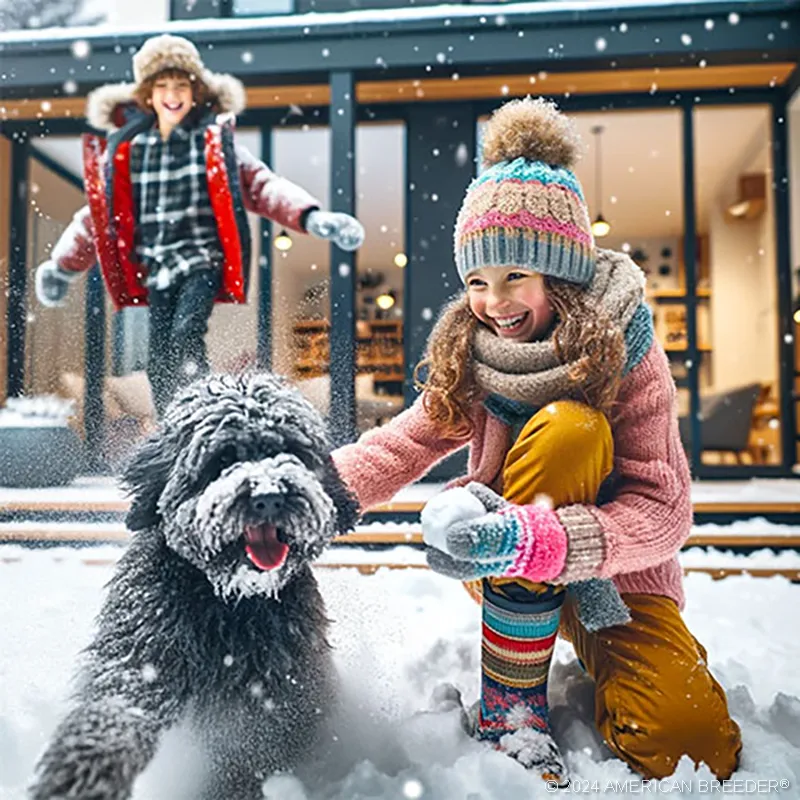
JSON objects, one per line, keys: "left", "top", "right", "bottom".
{"left": 332, "top": 98, "right": 742, "bottom": 784}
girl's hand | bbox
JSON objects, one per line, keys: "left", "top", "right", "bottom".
{"left": 421, "top": 483, "right": 568, "bottom": 583}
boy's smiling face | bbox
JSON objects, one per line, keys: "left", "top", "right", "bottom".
{"left": 150, "top": 74, "right": 194, "bottom": 134}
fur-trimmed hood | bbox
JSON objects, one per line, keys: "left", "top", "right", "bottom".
{"left": 86, "top": 72, "right": 246, "bottom": 132}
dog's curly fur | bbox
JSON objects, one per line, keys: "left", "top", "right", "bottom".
{"left": 29, "top": 373, "right": 359, "bottom": 800}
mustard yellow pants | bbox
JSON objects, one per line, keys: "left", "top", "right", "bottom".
{"left": 466, "top": 400, "right": 742, "bottom": 780}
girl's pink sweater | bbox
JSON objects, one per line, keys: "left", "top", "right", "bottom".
{"left": 332, "top": 341, "right": 692, "bottom": 609}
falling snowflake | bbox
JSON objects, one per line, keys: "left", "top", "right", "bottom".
{"left": 728, "top": 12, "right": 740, "bottom": 25}
{"left": 680, "top": 33, "right": 692, "bottom": 46}
{"left": 421, "top": 308, "right": 433, "bottom": 321}
{"left": 403, "top": 779, "right": 425, "bottom": 799}
{"left": 241, "top": 51, "right": 253, "bottom": 64}
{"left": 71, "top": 40, "right": 90, "bottom": 59}
{"left": 338, "top": 263, "right": 351, "bottom": 277}
{"left": 704, "top": 18, "right": 715, "bottom": 30}
{"left": 595, "top": 37, "right": 607, "bottom": 52}
{"left": 63, "top": 80, "right": 78, "bottom": 95}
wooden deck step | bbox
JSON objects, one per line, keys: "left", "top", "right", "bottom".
{"left": 3, "top": 499, "right": 800, "bottom": 516}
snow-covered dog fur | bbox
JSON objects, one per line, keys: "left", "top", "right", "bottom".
{"left": 29, "top": 373, "right": 359, "bottom": 800}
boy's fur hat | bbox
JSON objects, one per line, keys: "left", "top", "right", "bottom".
{"left": 85, "top": 34, "right": 246, "bottom": 132}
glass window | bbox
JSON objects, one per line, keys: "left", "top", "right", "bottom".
{"left": 24, "top": 143, "right": 126, "bottom": 463}
{"left": 694, "top": 106, "right": 781, "bottom": 467}
{"left": 271, "top": 125, "right": 332, "bottom": 417}
{"left": 232, "top": 0, "right": 292, "bottom": 13}
{"left": 570, "top": 109, "right": 690, "bottom": 429}
{"left": 789, "top": 89, "right": 800, "bottom": 471}
{"left": 355, "top": 121, "right": 406, "bottom": 432}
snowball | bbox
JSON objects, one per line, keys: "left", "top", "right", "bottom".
{"left": 421, "top": 487, "right": 486, "bottom": 550}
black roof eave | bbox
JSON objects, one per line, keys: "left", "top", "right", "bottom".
{"left": 0, "top": 0, "right": 797, "bottom": 97}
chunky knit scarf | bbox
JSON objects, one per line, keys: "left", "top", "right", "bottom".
{"left": 472, "top": 249, "right": 645, "bottom": 407}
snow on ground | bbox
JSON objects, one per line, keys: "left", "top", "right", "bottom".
{"left": 1, "top": 546, "right": 799, "bottom": 799}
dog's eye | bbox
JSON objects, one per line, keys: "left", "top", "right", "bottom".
{"left": 198, "top": 447, "right": 238, "bottom": 488}
{"left": 217, "top": 450, "right": 237, "bottom": 472}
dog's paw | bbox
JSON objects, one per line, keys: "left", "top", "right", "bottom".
{"left": 30, "top": 702, "right": 154, "bottom": 800}
{"left": 30, "top": 757, "right": 134, "bottom": 800}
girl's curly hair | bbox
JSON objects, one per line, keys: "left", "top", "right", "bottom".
{"left": 414, "top": 275, "right": 626, "bottom": 438}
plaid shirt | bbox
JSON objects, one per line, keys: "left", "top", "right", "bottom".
{"left": 130, "top": 122, "right": 223, "bottom": 289}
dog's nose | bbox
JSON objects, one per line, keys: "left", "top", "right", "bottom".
{"left": 250, "top": 492, "right": 284, "bottom": 518}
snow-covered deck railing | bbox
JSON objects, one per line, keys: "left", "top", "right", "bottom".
{"left": 2, "top": 516, "right": 800, "bottom": 550}
{"left": 3, "top": 476, "right": 800, "bottom": 515}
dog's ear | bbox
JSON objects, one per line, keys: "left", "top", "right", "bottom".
{"left": 120, "top": 432, "right": 173, "bottom": 531}
{"left": 321, "top": 456, "right": 361, "bottom": 534}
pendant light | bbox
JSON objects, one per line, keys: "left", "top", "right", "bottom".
{"left": 590, "top": 125, "right": 611, "bottom": 239}
{"left": 274, "top": 229, "right": 293, "bottom": 252}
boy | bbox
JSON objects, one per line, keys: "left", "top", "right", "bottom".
{"left": 36, "top": 34, "right": 364, "bottom": 413}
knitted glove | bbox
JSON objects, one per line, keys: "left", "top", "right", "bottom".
{"left": 423, "top": 483, "right": 631, "bottom": 632}
{"left": 421, "top": 483, "right": 567, "bottom": 584}
{"left": 35, "top": 260, "right": 75, "bottom": 308}
{"left": 305, "top": 210, "right": 365, "bottom": 251}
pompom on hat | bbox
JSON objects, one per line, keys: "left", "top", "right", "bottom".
{"left": 454, "top": 97, "right": 595, "bottom": 285}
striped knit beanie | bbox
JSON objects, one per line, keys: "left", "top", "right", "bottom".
{"left": 454, "top": 97, "right": 595, "bottom": 285}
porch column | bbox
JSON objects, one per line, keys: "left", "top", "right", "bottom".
{"left": 6, "top": 135, "right": 29, "bottom": 398}
{"left": 328, "top": 70, "right": 357, "bottom": 446}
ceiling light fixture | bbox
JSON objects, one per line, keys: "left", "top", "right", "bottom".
{"left": 590, "top": 125, "right": 611, "bottom": 239}
{"left": 274, "top": 229, "right": 293, "bottom": 252}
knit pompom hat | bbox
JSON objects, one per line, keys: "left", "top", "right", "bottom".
{"left": 454, "top": 97, "right": 595, "bottom": 285}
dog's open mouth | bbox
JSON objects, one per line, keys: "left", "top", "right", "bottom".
{"left": 243, "top": 524, "right": 289, "bottom": 571}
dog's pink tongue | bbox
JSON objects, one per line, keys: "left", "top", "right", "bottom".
{"left": 244, "top": 524, "right": 288, "bottom": 571}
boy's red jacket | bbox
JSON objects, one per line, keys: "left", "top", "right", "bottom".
{"left": 52, "top": 109, "right": 318, "bottom": 310}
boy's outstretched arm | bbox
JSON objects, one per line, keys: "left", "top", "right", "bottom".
{"left": 236, "top": 143, "right": 364, "bottom": 250}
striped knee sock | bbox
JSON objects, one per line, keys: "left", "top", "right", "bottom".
{"left": 478, "top": 580, "right": 565, "bottom": 739}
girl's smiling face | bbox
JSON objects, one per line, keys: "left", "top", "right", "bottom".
{"left": 150, "top": 74, "right": 194, "bottom": 132}
{"left": 466, "top": 267, "right": 555, "bottom": 342}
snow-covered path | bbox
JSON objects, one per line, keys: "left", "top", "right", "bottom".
{"left": 1, "top": 546, "right": 798, "bottom": 799}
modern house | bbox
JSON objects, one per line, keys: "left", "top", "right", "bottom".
{"left": 1, "top": 0, "right": 799, "bottom": 479}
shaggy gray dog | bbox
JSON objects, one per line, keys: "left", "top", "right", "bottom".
{"left": 29, "top": 372, "right": 359, "bottom": 800}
